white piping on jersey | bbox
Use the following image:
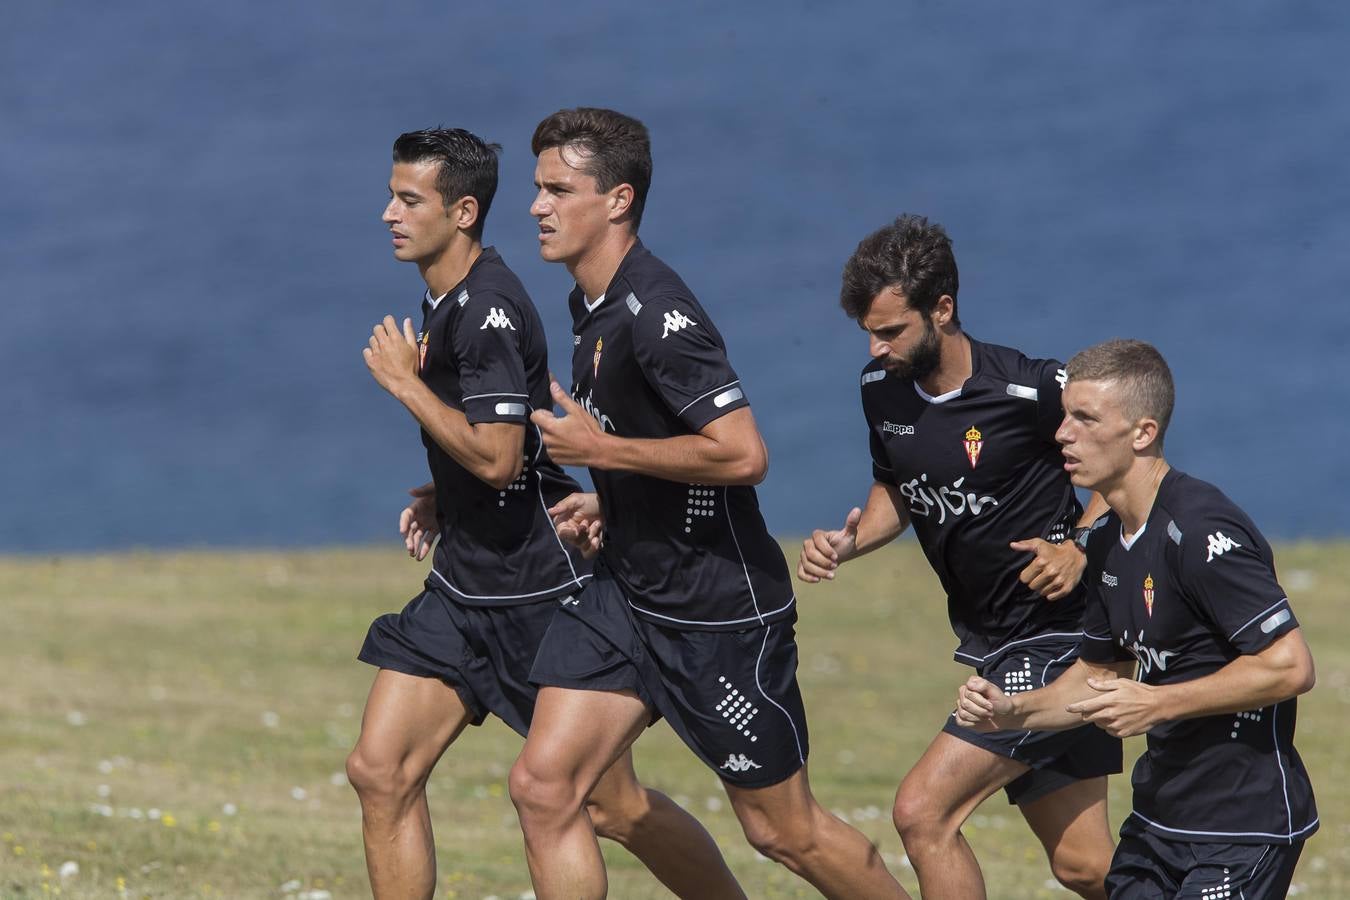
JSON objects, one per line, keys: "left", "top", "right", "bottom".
{"left": 461, "top": 391, "right": 529, "bottom": 401}
{"left": 724, "top": 485, "right": 765, "bottom": 624}
{"left": 626, "top": 599, "right": 793, "bottom": 626}
{"left": 1166, "top": 520, "right": 1183, "bottom": 545}
{"left": 455, "top": 288, "right": 470, "bottom": 307}
{"left": 914, "top": 382, "right": 963, "bottom": 404}
{"left": 1275, "top": 703, "right": 1294, "bottom": 840}
{"left": 953, "top": 631, "right": 1086, "bottom": 665}
{"left": 533, "top": 467, "right": 587, "bottom": 593}
{"left": 861, "top": 370, "right": 887, "bottom": 385}
{"left": 1119, "top": 522, "right": 1147, "bottom": 550}
{"left": 582, "top": 291, "right": 606, "bottom": 313}
{"left": 676, "top": 380, "right": 742, "bottom": 418}
{"left": 1229, "top": 598, "right": 1291, "bottom": 642}
{"left": 624, "top": 292, "right": 642, "bottom": 315}
{"left": 755, "top": 624, "right": 806, "bottom": 766}
{"left": 1005, "top": 383, "right": 1038, "bottom": 401}
{"left": 1125, "top": 810, "right": 1318, "bottom": 843}
{"left": 430, "top": 567, "right": 591, "bottom": 602}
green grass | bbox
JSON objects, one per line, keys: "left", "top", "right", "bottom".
{"left": 1, "top": 541, "right": 1346, "bottom": 898}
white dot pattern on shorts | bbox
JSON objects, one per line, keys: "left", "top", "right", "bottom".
{"left": 716, "top": 675, "right": 760, "bottom": 742}
{"left": 1001, "top": 658, "right": 1036, "bottom": 694}
{"left": 1230, "top": 708, "right": 1263, "bottom": 740}
{"left": 685, "top": 486, "right": 717, "bottom": 533}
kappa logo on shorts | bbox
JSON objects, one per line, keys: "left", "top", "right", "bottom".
{"left": 660, "top": 310, "right": 697, "bottom": 339}
{"left": 719, "top": 753, "right": 762, "bottom": 773}
{"left": 480, "top": 307, "right": 516, "bottom": 330}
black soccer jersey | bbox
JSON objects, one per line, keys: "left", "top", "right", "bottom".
{"left": 415, "top": 246, "right": 590, "bottom": 606}
{"left": 565, "top": 241, "right": 794, "bottom": 631}
{"left": 862, "top": 338, "right": 1085, "bottom": 665}
{"left": 1078, "top": 469, "right": 1317, "bottom": 844}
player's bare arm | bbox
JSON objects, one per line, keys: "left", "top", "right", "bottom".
{"left": 1066, "top": 628, "right": 1315, "bottom": 738}
{"left": 364, "top": 315, "right": 525, "bottom": 489}
{"left": 798, "top": 481, "right": 910, "bottom": 583}
{"left": 1010, "top": 491, "right": 1110, "bottom": 601}
{"left": 956, "top": 657, "right": 1135, "bottom": 732}
{"left": 399, "top": 482, "right": 437, "bottom": 560}
{"left": 532, "top": 380, "right": 768, "bottom": 485}
{"left": 547, "top": 492, "right": 604, "bottom": 559}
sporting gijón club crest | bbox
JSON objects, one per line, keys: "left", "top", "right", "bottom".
{"left": 963, "top": 426, "right": 984, "bottom": 468}
{"left": 1143, "top": 574, "right": 1155, "bottom": 617}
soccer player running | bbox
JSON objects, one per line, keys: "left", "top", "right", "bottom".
{"left": 507, "top": 107, "right": 911, "bottom": 900}
{"left": 957, "top": 339, "right": 1318, "bottom": 898}
{"left": 349, "top": 128, "right": 743, "bottom": 900}
{"left": 799, "top": 215, "right": 1121, "bottom": 899}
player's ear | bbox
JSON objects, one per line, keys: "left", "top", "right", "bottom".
{"left": 607, "top": 183, "right": 634, "bottom": 223}
{"left": 453, "top": 195, "right": 479, "bottom": 232}
{"left": 1133, "top": 417, "right": 1161, "bottom": 453}
{"left": 933, "top": 295, "right": 956, "bottom": 328}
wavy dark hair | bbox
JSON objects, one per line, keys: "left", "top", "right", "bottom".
{"left": 840, "top": 214, "right": 960, "bottom": 325}
{"left": 532, "top": 108, "right": 652, "bottom": 230}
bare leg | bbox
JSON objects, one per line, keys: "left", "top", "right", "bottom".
{"left": 345, "top": 669, "right": 471, "bottom": 900}
{"left": 587, "top": 749, "right": 746, "bottom": 900}
{"left": 725, "top": 766, "right": 911, "bottom": 899}
{"left": 1019, "top": 778, "right": 1114, "bottom": 899}
{"left": 509, "top": 687, "right": 651, "bottom": 900}
{"left": 892, "top": 731, "right": 1029, "bottom": 900}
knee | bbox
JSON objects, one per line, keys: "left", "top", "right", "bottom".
{"left": 891, "top": 786, "right": 945, "bottom": 848}
{"left": 739, "top": 812, "right": 820, "bottom": 867}
{"left": 508, "top": 756, "right": 583, "bottom": 828}
{"left": 585, "top": 790, "right": 650, "bottom": 845}
{"left": 345, "top": 744, "right": 424, "bottom": 806}
{"left": 1049, "top": 849, "right": 1111, "bottom": 897}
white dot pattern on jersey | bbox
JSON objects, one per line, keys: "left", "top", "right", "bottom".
{"left": 498, "top": 456, "right": 530, "bottom": 507}
{"left": 685, "top": 485, "right": 718, "bottom": 534}
{"left": 1230, "top": 708, "right": 1263, "bottom": 740}
{"left": 1199, "top": 868, "right": 1232, "bottom": 899}
{"left": 1001, "top": 658, "right": 1035, "bottom": 694}
{"left": 716, "top": 675, "right": 760, "bottom": 742}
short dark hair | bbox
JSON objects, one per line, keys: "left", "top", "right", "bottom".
{"left": 531, "top": 107, "right": 652, "bottom": 230}
{"left": 392, "top": 128, "right": 500, "bottom": 240}
{"left": 1066, "top": 339, "right": 1175, "bottom": 441}
{"left": 840, "top": 215, "right": 960, "bottom": 325}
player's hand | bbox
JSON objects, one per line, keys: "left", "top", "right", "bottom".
{"left": 797, "top": 507, "right": 862, "bottom": 583}
{"left": 364, "top": 316, "right": 420, "bottom": 394}
{"left": 955, "top": 675, "right": 1012, "bottom": 732}
{"left": 548, "top": 492, "right": 604, "bottom": 559}
{"left": 531, "top": 380, "right": 609, "bottom": 468}
{"left": 399, "top": 482, "right": 437, "bottom": 561}
{"left": 1011, "top": 536, "right": 1087, "bottom": 601}
{"left": 1065, "top": 677, "right": 1160, "bottom": 738}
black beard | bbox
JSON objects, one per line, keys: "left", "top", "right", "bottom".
{"left": 884, "top": 317, "right": 942, "bottom": 381}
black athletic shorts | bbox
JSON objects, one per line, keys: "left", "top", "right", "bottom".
{"left": 1106, "top": 820, "right": 1305, "bottom": 898}
{"left": 529, "top": 565, "right": 809, "bottom": 789}
{"left": 943, "top": 636, "right": 1123, "bottom": 805}
{"left": 358, "top": 581, "right": 567, "bottom": 737}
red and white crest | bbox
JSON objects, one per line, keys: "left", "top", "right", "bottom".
{"left": 963, "top": 426, "right": 984, "bottom": 469}
{"left": 593, "top": 336, "right": 603, "bottom": 378}
{"left": 1143, "top": 574, "right": 1155, "bottom": 617}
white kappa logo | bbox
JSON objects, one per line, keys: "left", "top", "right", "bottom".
{"left": 1205, "top": 531, "right": 1242, "bottom": 562}
{"left": 882, "top": 421, "right": 915, "bottom": 436}
{"left": 480, "top": 307, "right": 516, "bottom": 330}
{"left": 661, "top": 310, "right": 697, "bottom": 339}
{"left": 719, "top": 753, "right": 762, "bottom": 773}
{"left": 1055, "top": 367, "right": 1067, "bottom": 388}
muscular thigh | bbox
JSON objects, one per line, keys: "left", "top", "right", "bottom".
{"left": 354, "top": 668, "right": 473, "bottom": 772}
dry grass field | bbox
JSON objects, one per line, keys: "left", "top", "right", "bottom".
{"left": 2, "top": 540, "right": 1346, "bottom": 898}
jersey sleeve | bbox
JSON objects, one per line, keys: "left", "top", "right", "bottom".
{"left": 1176, "top": 510, "right": 1299, "bottom": 654}
{"left": 631, "top": 295, "right": 747, "bottom": 431}
{"left": 1034, "top": 358, "right": 1069, "bottom": 443}
{"left": 450, "top": 292, "right": 531, "bottom": 425}
{"left": 1078, "top": 529, "right": 1132, "bottom": 663}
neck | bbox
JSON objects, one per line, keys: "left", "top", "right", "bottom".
{"left": 1104, "top": 455, "right": 1170, "bottom": 536}
{"left": 569, "top": 229, "right": 638, "bottom": 302}
{"left": 419, "top": 237, "right": 482, "bottom": 298}
{"left": 917, "top": 330, "right": 971, "bottom": 396}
